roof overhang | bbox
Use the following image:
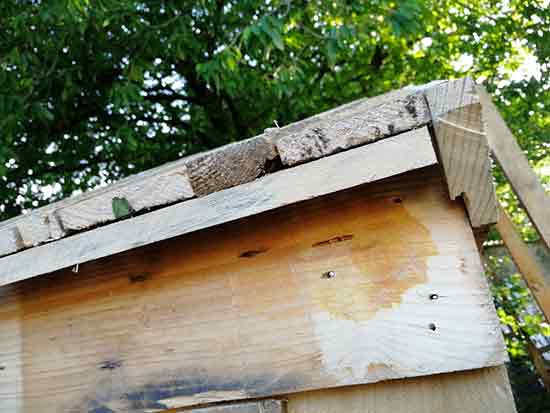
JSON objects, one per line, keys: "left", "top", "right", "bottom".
{"left": 0, "top": 77, "right": 497, "bottom": 286}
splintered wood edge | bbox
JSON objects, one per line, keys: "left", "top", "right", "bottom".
{"left": 185, "top": 399, "right": 285, "bottom": 413}
{"left": 424, "top": 77, "right": 498, "bottom": 229}
{"left": 0, "top": 127, "right": 437, "bottom": 286}
{"left": 0, "top": 82, "right": 434, "bottom": 259}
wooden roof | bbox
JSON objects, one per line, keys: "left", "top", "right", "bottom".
{"left": 0, "top": 77, "right": 497, "bottom": 286}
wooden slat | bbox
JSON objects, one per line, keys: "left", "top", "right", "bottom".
{"left": 424, "top": 78, "right": 498, "bottom": 228}
{"left": 0, "top": 158, "right": 196, "bottom": 256}
{"left": 287, "top": 366, "right": 516, "bottom": 413}
{"left": 0, "top": 127, "right": 437, "bottom": 287}
{"left": 0, "top": 167, "right": 506, "bottom": 412}
{"left": 496, "top": 203, "right": 550, "bottom": 321}
{"left": 274, "top": 88, "right": 430, "bottom": 165}
{"left": 527, "top": 341, "right": 550, "bottom": 391}
{"left": 477, "top": 85, "right": 550, "bottom": 249}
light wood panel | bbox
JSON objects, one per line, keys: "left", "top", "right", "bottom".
{"left": 287, "top": 366, "right": 516, "bottom": 413}
{"left": 0, "top": 167, "right": 506, "bottom": 412}
{"left": 0, "top": 127, "right": 437, "bottom": 287}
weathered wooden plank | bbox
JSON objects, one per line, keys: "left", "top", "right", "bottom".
{"left": 275, "top": 88, "right": 430, "bottom": 166}
{"left": 496, "top": 203, "right": 550, "bottom": 321}
{"left": 424, "top": 77, "right": 498, "bottom": 228}
{"left": 0, "top": 167, "right": 506, "bottom": 412}
{"left": 477, "top": 85, "right": 550, "bottom": 249}
{"left": 0, "top": 127, "right": 437, "bottom": 287}
{"left": 0, "top": 227, "right": 21, "bottom": 257}
{"left": 185, "top": 133, "right": 279, "bottom": 197}
{"left": 287, "top": 366, "right": 516, "bottom": 413}
{"left": 0, "top": 161, "right": 195, "bottom": 255}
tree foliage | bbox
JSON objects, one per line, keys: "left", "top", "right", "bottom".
{"left": 0, "top": 0, "right": 549, "bottom": 407}
{"left": 1, "top": 0, "right": 547, "bottom": 218}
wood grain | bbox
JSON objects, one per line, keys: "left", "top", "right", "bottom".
{"left": 274, "top": 88, "right": 430, "bottom": 165}
{"left": 425, "top": 77, "right": 498, "bottom": 228}
{"left": 0, "top": 127, "right": 437, "bottom": 287}
{"left": 286, "top": 366, "right": 516, "bottom": 413}
{"left": 477, "top": 85, "right": 550, "bottom": 249}
{"left": 0, "top": 160, "right": 195, "bottom": 256}
{"left": 496, "top": 203, "right": 550, "bottom": 321}
{"left": 0, "top": 167, "right": 506, "bottom": 412}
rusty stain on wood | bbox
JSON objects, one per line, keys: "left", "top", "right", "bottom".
{"left": 312, "top": 198, "right": 437, "bottom": 321}
{"left": 312, "top": 235, "right": 353, "bottom": 248}
{"left": 128, "top": 272, "right": 153, "bottom": 283}
{"left": 239, "top": 249, "right": 269, "bottom": 258}
{"left": 99, "top": 360, "right": 122, "bottom": 371}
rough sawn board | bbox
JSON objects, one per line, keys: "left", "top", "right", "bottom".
{"left": 0, "top": 168, "right": 506, "bottom": 413}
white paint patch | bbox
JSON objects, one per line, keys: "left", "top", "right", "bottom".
{"left": 311, "top": 252, "right": 506, "bottom": 384}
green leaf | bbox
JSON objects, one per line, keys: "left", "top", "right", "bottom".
{"left": 261, "top": 18, "right": 284, "bottom": 51}
{"left": 112, "top": 197, "right": 133, "bottom": 219}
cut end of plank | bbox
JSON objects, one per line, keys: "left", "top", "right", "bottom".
{"left": 425, "top": 77, "right": 498, "bottom": 228}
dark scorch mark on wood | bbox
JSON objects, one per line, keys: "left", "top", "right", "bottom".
{"left": 99, "top": 360, "right": 122, "bottom": 370}
{"left": 404, "top": 96, "right": 418, "bottom": 118}
{"left": 80, "top": 368, "right": 308, "bottom": 412}
{"left": 89, "top": 407, "right": 115, "bottom": 413}
{"left": 312, "top": 234, "right": 353, "bottom": 248}
{"left": 239, "top": 249, "right": 269, "bottom": 258}
{"left": 128, "top": 272, "right": 153, "bottom": 283}
{"left": 261, "top": 155, "right": 283, "bottom": 176}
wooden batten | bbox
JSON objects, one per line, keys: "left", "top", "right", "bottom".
{"left": 0, "top": 167, "right": 507, "bottom": 412}
{"left": 424, "top": 77, "right": 498, "bottom": 229}
{"left": 496, "top": 204, "right": 550, "bottom": 321}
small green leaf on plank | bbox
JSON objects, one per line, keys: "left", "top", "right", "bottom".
{"left": 112, "top": 197, "right": 133, "bottom": 219}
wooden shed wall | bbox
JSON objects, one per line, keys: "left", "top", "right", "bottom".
{"left": 0, "top": 166, "right": 507, "bottom": 412}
